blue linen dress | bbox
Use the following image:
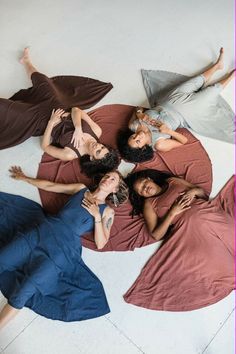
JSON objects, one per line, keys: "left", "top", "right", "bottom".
{"left": 0, "top": 188, "right": 110, "bottom": 322}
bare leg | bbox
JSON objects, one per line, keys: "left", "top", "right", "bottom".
{"left": 20, "top": 47, "right": 38, "bottom": 78}
{"left": 202, "top": 47, "right": 224, "bottom": 83}
{"left": 0, "top": 304, "right": 20, "bottom": 330}
{"left": 216, "top": 69, "right": 235, "bottom": 89}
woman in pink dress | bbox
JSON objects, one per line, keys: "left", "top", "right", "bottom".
{"left": 124, "top": 169, "right": 234, "bottom": 311}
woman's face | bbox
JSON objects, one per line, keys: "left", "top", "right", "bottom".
{"left": 99, "top": 172, "right": 120, "bottom": 194}
{"left": 133, "top": 177, "right": 160, "bottom": 198}
{"left": 89, "top": 141, "right": 109, "bottom": 160}
{"left": 128, "top": 131, "right": 147, "bottom": 149}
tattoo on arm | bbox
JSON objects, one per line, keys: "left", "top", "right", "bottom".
{"left": 106, "top": 216, "right": 113, "bottom": 230}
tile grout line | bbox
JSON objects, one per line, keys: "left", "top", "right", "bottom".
{"left": 105, "top": 316, "right": 146, "bottom": 354}
{"left": 2, "top": 315, "right": 39, "bottom": 352}
{"left": 201, "top": 307, "right": 235, "bottom": 354}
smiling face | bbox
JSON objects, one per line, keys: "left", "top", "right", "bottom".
{"left": 89, "top": 140, "right": 109, "bottom": 160}
{"left": 128, "top": 131, "right": 147, "bottom": 149}
{"left": 99, "top": 171, "right": 120, "bottom": 194}
{"left": 133, "top": 177, "right": 162, "bottom": 198}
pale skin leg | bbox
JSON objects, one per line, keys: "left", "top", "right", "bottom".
{"left": 0, "top": 303, "right": 20, "bottom": 330}
{"left": 20, "top": 47, "right": 38, "bottom": 77}
{"left": 201, "top": 47, "right": 224, "bottom": 83}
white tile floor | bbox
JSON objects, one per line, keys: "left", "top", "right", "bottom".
{"left": 0, "top": 1, "right": 235, "bottom": 353}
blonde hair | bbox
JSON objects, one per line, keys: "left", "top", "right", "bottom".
{"left": 106, "top": 171, "right": 129, "bottom": 207}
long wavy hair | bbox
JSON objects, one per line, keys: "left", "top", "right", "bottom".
{"left": 117, "top": 129, "right": 154, "bottom": 163}
{"left": 91, "top": 171, "right": 129, "bottom": 207}
{"left": 125, "top": 169, "right": 173, "bottom": 215}
{"left": 80, "top": 146, "right": 120, "bottom": 177}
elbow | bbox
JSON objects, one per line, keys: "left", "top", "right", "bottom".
{"left": 95, "top": 237, "right": 109, "bottom": 250}
{"left": 72, "top": 107, "right": 82, "bottom": 114}
{"left": 182, "top": 137, "right": 188, "bottom": 145}
{"left": 150, "top": 227, "right": 164, "bottom": 241}
{"left": 41, "top": 142, "right": 48, "bottom": 152}
{"left": 151, "top": 232, "right": 163, "bottom": 241}
{"left": 96, "top": 241, "right": 107, "bottom": 250}
{"left": 155, "top": 140, "right": 170, "bottom": 152}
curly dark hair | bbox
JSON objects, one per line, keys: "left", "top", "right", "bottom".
{"left": 90, "top": 171, "right": 129, "bottom": 207}
{"left": 125, "top": 169, "right": 173, "bottom": 216}
{"left": 80, "top": 146, "right": 120, "bottom": 178}
{"left": 117, "top": 129, "right": 154, "bottom": 163}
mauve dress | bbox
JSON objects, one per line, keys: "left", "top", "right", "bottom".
{"left": 124, "top": 177, "right": 235, "bottom": 311}
{"left": 0, "top": 72, "right": 112, "bottom": 149}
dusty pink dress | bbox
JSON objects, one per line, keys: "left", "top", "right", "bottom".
{"left": 124, "top": 177, "right": 235, "bottom": 311}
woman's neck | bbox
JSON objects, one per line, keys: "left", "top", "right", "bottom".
{"left": 76, "top": 136, "right": 96, "bottom": 156}
{"left": 89, "top": 188, "right": 108, "bottom": 204}
{"left": 137, "top": 125, "right": 152, "bottom": 144}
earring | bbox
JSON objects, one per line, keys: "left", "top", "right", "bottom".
{"left": 113, "top": 193, "right": 119, "bottom": 207}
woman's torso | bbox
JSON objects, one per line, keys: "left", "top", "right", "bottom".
{"left": 27, "top": 188, "right": 107, "bottom": 267}
{"left": 130, "top": 108, "right": 184, "bottom": 149}
{"left": 51, "top": 115, "right": 99, "bottom": 157}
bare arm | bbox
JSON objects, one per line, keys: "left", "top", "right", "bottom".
{"left": 94, "top": 207, "right": 114, "bottom": 249}
{"left": 143, "top": 199, "right": 175, "bottom": 241}
{"left": 154, "top": 124, "right": 188, "bottom": 152}
{"left": 72, "top": 107, "right": 102, "bottom": 138}
{"left": 41, "top": 109, "right": 77, "bottom": 161}
{"left": 143, "top": 196, "right": 191, "bottom": 241}
{"left": 9, "top": 166, "right": 85, "bottom": 195}
{"left": 170, "top": 177, "right": 207, "bottom": 200}
{"left": 81, "top": 198, "right": 114, "bottom": 249}
{"left": 42, "top": 144, "right": 76, "bottom": 161}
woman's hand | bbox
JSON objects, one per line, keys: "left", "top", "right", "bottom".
{"left": 71, "top": 127, "right": 84, "bottom": 149}
{"left": 179, "top": 188, "right": 198, "bottom": 204}
{"left": 49, "top": 109, "right": 65, "bottom": 127}
{"left": 9, "top": 166, "right": 27, "bottom": 181}
{"left": 169, "top": 195, "right": 191, "bottom": 217}
{"left": 158, "top": 123, "right": 170, "bottom": 134}
{"left": 82, "top": 197, "right": 101, "bottom": 221}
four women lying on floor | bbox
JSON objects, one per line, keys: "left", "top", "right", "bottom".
{"left": 0, "top": 47, "right": 234, "bottom": 328}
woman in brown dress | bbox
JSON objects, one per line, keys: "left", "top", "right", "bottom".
{"left": 0, "top": 48, "right": 119, "bottom": 176}
{"left": 124, "top": 169, "right": 234, "bottom": 311}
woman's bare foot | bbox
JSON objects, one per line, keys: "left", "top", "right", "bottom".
{"left": 19, "top": 47, "right": 38, "bottom": 77}
{"left": 202, "top": 47, "right": 224, "bottom": 83}
{"left": 20, "top": 47, "right": 30, "bottom": 65}
{"left": 215, "top": 47, "right": 224, "bottom": 70}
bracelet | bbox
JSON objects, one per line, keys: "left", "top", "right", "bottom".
{"left": 94, "top": 219, "right": 102, "bottom": 223}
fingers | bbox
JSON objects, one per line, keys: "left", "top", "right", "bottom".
{"left": 177, "top": 196, "right": 191, "bottom": 207}
{"left": 51, "top": 108, "right": 65, "bottom": 117}
{"left": 8, "top": 165, "right": 23, "bottom": 179}
{"left": 9, "top": 165, "right": 22, "bottom": 173}
{"left": 81, "top": 198, "right": 92, "bottom": 207}
{"left": 82, "top": 198, "right": 98, "bottom": 207}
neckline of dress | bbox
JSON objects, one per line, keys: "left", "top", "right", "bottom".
{"left": 83, "top": 189, "right": 107, "bottom": 206}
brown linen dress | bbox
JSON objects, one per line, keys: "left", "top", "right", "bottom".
{"left": 124, "top": 176, "right": 235, "bottom": 311}
{"left": 51, "top": 117, "right": 98, "bottom": 157}
{"left": 0, "top": 72, "right": 112, "bottom": 149}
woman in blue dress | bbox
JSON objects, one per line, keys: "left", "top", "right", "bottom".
{"left": 0, "top": 167, "right": 128, "bottom": 329}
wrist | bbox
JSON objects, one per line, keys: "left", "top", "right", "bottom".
{"left": 94, "top": 214, "right": 102, "bottom": 223}
{"left": 94, "top": 219, "right": 102, "bottom": 223}
{"left": 168, "top": 209, "right": 176, "bottom": 219}
{"left": 48, "top": 120, "right": 55, "bottom": 128}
